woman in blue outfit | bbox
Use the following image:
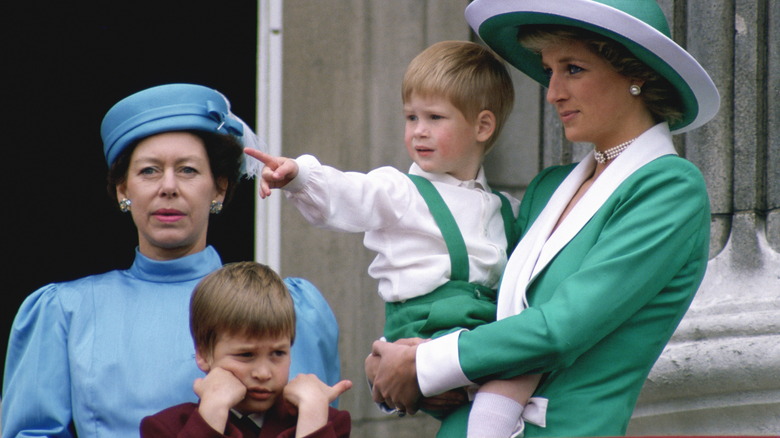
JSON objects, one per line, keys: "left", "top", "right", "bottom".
{"left": 2, "top": 83, "right": 341, "bottom": 438}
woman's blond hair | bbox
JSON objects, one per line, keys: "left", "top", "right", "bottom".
{"left": 402, "top": 40, "right": 515, "bottom": 152}
{"left": 190, "top": 261, "right": 295, "bottom": 356}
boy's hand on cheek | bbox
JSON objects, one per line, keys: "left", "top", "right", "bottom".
{"left": 283, "top": 374, "right": 352, "bottom": 410}
{"left": 195, "top": 367, "right": 247, "bottom": 433}
{"left": 281, "top": 375, "right": 352, "bottom": 438}
{"left": 195, "top": 367, "right": 247, "bottom": 408}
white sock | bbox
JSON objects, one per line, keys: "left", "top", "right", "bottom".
{"left": 467, "top": 392, "right": 525, "bottom": 438}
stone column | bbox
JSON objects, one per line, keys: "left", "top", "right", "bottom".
{"left": 279, "top": 1, "right": 467, "bottom": 435}
{"left": 627, "top": 0, "right": 780, "bottom": 434}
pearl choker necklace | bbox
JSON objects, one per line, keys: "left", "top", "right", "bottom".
{"left": 594, "top": 137, "right": 637, "bottom": 164}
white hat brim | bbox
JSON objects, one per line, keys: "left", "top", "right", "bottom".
{"left": 466, "top": 0, "right": 720, "bottom": 133}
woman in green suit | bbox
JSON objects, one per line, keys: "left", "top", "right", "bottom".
{"left": 366, "top": 0, "right": 720, "bottom": 436}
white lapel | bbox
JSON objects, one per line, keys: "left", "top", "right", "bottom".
{"left": 496, "top": 160, "right": 593, "bottom": 319}
{"left": 497, "top": 123, "right": 677, "bottom": 319}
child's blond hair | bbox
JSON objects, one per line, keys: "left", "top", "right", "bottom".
{"left": 402, "top": 40, "right": 515, "bottom": 152}
{"left": 190, "top": 261, "right": 295, "bottom": 356}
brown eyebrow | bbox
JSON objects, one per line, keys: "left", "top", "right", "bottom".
{"left": 130, "top": 155, "right": 206, "bottom": 167}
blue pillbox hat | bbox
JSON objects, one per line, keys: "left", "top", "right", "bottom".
{"left": 100, "top": 83, "right": 245, "bottom": 166}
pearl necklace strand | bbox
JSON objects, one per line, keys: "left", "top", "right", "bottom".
{"left": 594, "top": 137, "right": 638, "bottom": 164}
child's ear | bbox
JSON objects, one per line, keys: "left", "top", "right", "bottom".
{"left": 475, "top": 110, "right": 496, "bottom": 143}
{"left": 195, "top": 348, "right": 212, "bottom": 373}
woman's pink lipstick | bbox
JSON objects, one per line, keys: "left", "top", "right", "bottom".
{"left": 559, "top": 110, "right": 578, "bottom": 124}
{"left": 152, "top": 209, "right": 186, "bottom": 223}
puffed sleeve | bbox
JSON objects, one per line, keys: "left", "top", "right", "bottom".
{"left": 284, "top": 278, "right": 341, "bottom": 393}
{"left": 2, "top": 284, "right": 76, "bottom": 437}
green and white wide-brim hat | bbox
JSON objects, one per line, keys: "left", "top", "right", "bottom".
{"left": 465, "top": 0, "right": 720, "bottom": 134}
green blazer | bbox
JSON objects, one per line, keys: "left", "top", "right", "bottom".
{"left": 426, "top": 124, "right": 711, "bottom": 437}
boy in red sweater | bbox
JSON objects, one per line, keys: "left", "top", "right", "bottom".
{"left": 141, "top": 261, "right": 351, "bottom": 438}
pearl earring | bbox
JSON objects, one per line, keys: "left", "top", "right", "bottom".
{"left": 629, "top": 84, "right": 642, "bottom": 96}
{"left": 210, "top": 200, "right": 224, "bottom": 215}
{"left": 119, "top": 198, "right": 132, "bottom": 213}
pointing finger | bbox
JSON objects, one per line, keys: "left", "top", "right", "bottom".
{"left": 244, "top": 148, "right": 280, "bottom": 170}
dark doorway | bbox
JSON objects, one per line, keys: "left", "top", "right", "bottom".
{"left": 2, "top": 2, "right": 257, "bottom": 385}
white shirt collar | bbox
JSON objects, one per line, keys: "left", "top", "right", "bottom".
{"left": 409, "top": 162, "right": 490, "bottom": 191}
{"left": 231, "top": 409, "right": 265, "bottom": 429}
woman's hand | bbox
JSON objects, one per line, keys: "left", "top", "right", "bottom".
{"left": 367, "top": 339, "right": 424, "bottom": 415}
{"left": 364, "top": 337, "right": 467, "bottom": 415}
{"left": 418, "top": 388, "right": 468, "bottom": 415}
{"left": 365, "top": 337, "right": 425, "bottom": 386}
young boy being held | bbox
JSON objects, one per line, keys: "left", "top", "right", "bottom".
{"left": 141, "top": 261, "right": 352, "bottom": 438}
{"left": 245, "top": 41, "right": 543, "bottom": 437}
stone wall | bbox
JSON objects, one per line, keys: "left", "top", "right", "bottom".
{"left": 628, "top": 0, "right": 780, "bottom": 434}
{"left": 277, "top": 2, "right": 464, "bottom": 435}
{"left": 274, "top": 1, "right": 778, "bottom": 435}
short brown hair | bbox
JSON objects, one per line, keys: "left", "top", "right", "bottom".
{"left": 190, "top": 261, "right": 295, "bottom": 356}
{"left": 517, "top": 25, "right": 683, "bottom": 126}
{"left": 402, "top": 40, "right": 515, "bottom": 152}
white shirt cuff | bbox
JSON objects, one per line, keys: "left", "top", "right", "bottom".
{"left": 283, "top": 154, "right": 318, "bottom": 192}
{"left": 416, "top": 330, "right": 474, "bottom": 396}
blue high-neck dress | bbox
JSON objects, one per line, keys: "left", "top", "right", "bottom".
{"left": 2, "top": 246, "right": 340, "bottom": 438}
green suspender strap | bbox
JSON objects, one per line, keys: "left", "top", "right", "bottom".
{"left": 383, "top": 175, "right": 499, "bottom": 344}
{"left": 406, "top": 174, "right": 469, "bottom": 281}
{"left": 493, "top": 189, "right": 520, "bottom": 254}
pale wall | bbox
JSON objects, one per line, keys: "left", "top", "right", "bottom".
{"left": 274, "top": 1, "right": 778, "bottom": 436}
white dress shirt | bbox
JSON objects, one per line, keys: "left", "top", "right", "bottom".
{"left": 283, "top": 154, "right": 520, "bottom": 302}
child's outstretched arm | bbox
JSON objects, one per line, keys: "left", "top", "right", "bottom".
{"left": 283, "top": 374, "right": 352, "bottom": 438}
{"left": 193, "top": 367, "right": 247, "bottom": 434}
{"left": 244, "top": 148, "right": 300, "bottom": 198}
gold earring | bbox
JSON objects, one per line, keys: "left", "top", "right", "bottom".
{"left": 119, "top": 198, "right": 132, "bottom": 213}
{"left": 210, "top": 200, "right": 223, "bottom": 214}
